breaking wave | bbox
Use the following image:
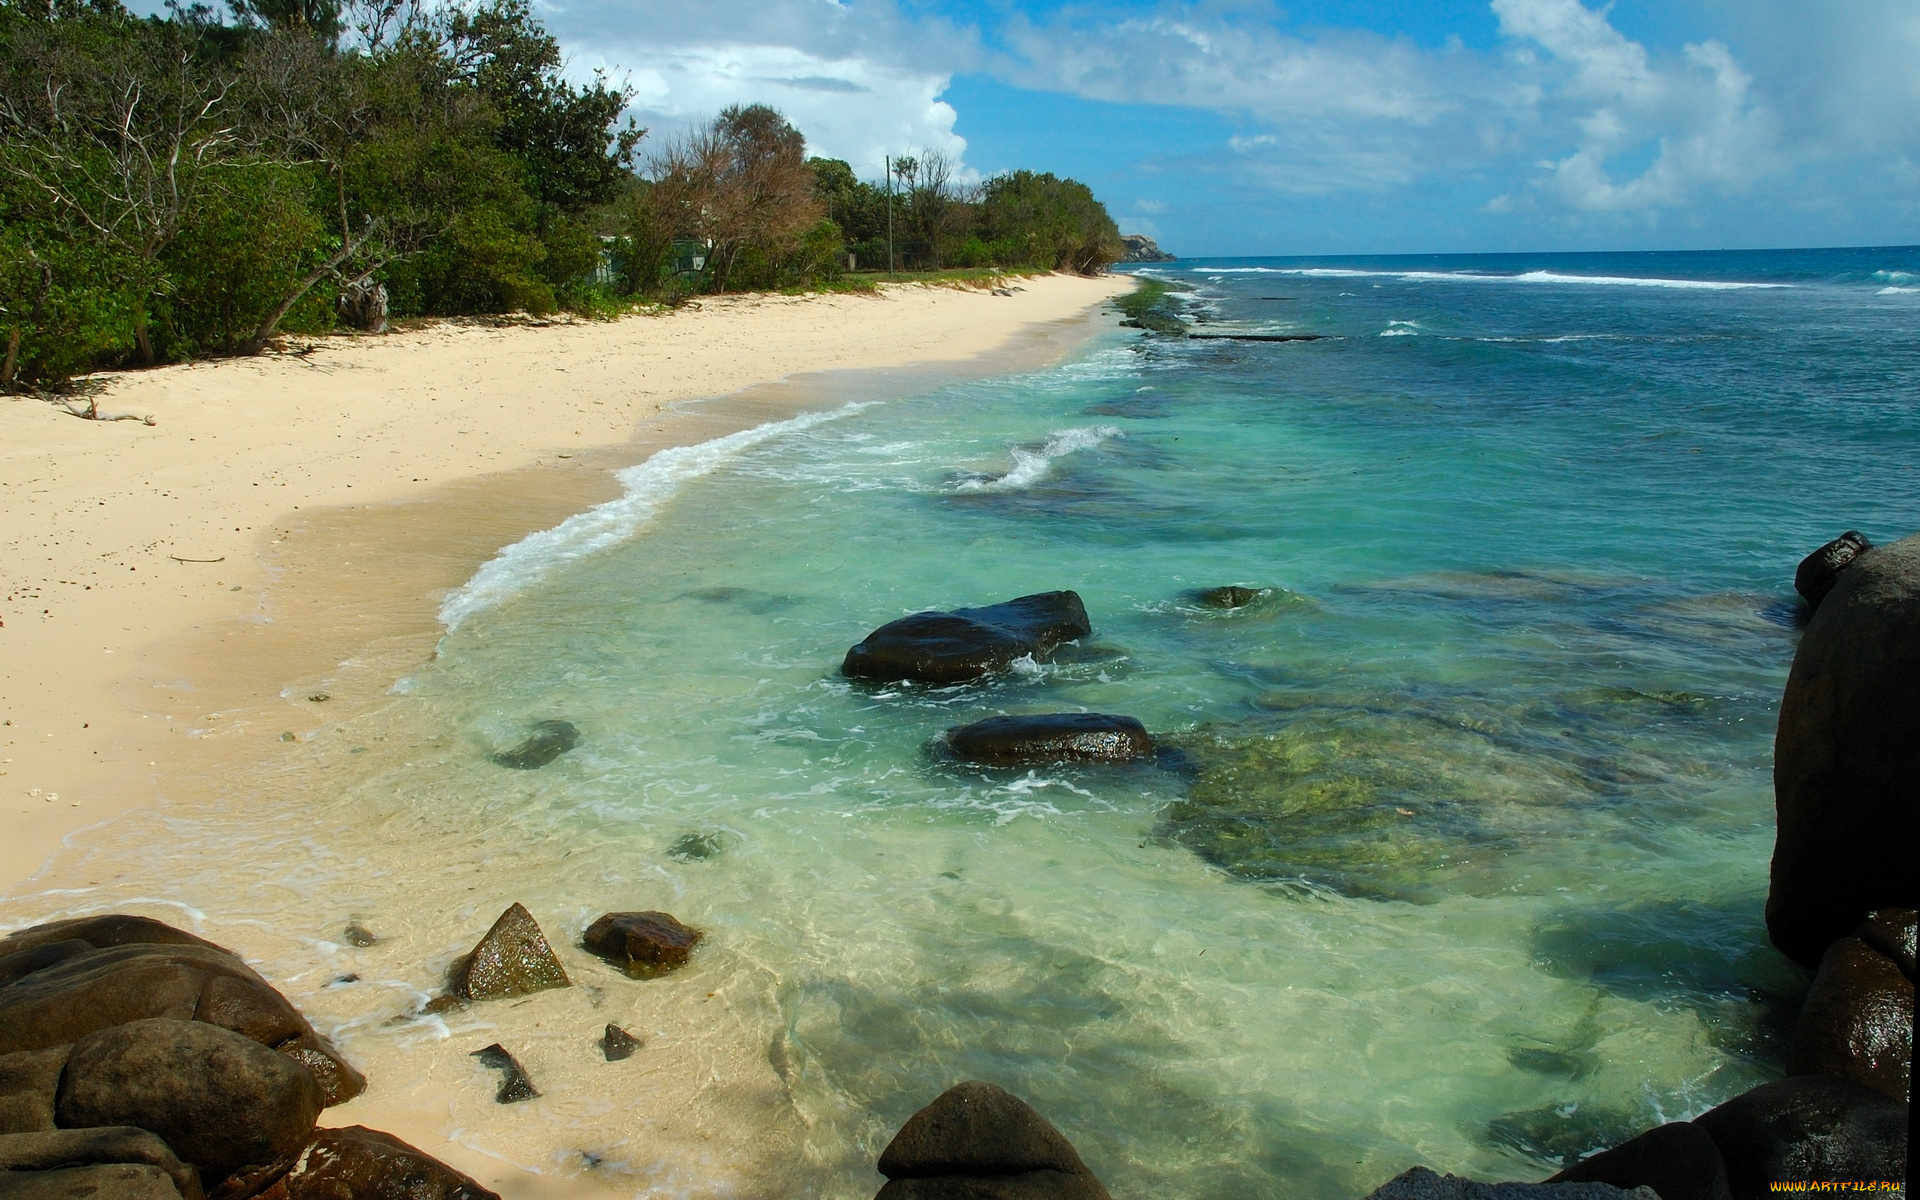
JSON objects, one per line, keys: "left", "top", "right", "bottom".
{"left": 953, "top": 425, "right": 1122, "bottom": 493}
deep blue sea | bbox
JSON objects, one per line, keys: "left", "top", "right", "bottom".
{"left": 48, "top": 247, "right": 1920, "bottom": 1197}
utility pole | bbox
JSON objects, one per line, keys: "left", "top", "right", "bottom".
{"left": 885, "top": 154, "right": 895, "bottom": 279}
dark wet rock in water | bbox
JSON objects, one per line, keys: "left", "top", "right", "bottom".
{"left": 1852, "top": 907, "right": 1916, "bottom": 980}
{"left": 55, "top": 1018, "right": 322, "bottom": 1199}
{"left": 282, "top": 1126, "right": 497, "bottom": 1200}
{"left": 1361, "top": 1168, "right": 1654, "bottom": 1200}
{"left": 1193, "top": 585, "right": 1263, "bottom": 609}
{"left": 942, "top": 714, "right": 1152, "bottom": 766}
{"left": 875, "top": 1080, "right": 1110, "bottom": 1200}
{"left": 0, "top": 1046, "right": 68, "bottom": 1134}
{"left": 599, "top": 1025, "right": 640, "bottom": 1062}
{"left": 0, "top": 938, "right": 364, "bottom": 1107}
{"left": 667, "top": 831, "right": 732, "bottom": 861}
{"left": 1768, "top": 531, "right": 1920, "bottom": 967}
{"left": 341, "top": 922, "right": 377, "bottom": 949}
{"left": 468, "top": 1044, "right": 537, "bottom": 1104}
{"left": 1786, "top": 936, "right": 1912, "bottom": 1101}
{"left": 1793, "top": 530, "right": 1871, "bottom": 611}
{"left": 0, "top": 1128, "right": 205, "bottom": 1200}
{"left": 490, "top": 720, "right": 579, "bottom": 770}
{"left": 582, "top": 912, "right": 701, "bottom": 979}
{"left": 280, "top": 1126, "right": 495, "bottom": 1200}
{"left": 449, "top": 904, "right": 570, "bottom": 1002}
{"left": 1, "top": 1163, "right": 187, "bottom": 1199}
{"left": 1693, "top": 1076, "right": 1908, "bottom": 1200}
{"left": 843, "top": 592, "right": 1092, "bottom": 685}
{"left": 1546, "top": 1121, "right": 1731, "bottom": 1200}
{"left": 1486, "top": 1104, "right": 1644, "bottom": 1171}
{"left": 0, "top": 915, "right": 226, "bottom": 961}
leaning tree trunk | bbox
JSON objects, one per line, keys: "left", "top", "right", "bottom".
{"left": 240, "top": 223, "right": 383, "bottom": 355}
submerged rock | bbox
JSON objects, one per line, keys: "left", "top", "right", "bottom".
{"left": 875, "top": 1081, "right": 1110, "bottom": 1200}
{"left": 1692, "top": 1075, "right": 1907, "bottom": 1200}
{"left": 582, "top": 912, "right": 700, "bottom": 979}
{"left": 599, "top": 1025, "right": 640, "bottom": 1062}
{"left": 942, "top": 714, "right": 1152, "bottom": 766}
{"left": 341, "top": 922, "right": 378, "bottom": 949}
{"left": 0, "top": 1128, "right": 204, "bottom": 1200}
{"left": 282, "top": 1126, "right": 498, "bottom": 1200}
{"left": 1362, "top": 1168, "right": 1653, "bottom": 1200}
{"left": 1786, "top": 936, "right": 1912, "bottom": 1100}
{"left": 1793, "top": 530, "right": 1871, "bottom": 611}
{"left": 468, "top": 1045, "right": 537, "bottom": 1104}
{"left": 1768, "top": 531, "right": 1920, "bottom": 967}
{"left": 667, "top": 831, "right": 732, "bottom": 861}
{"left": 489, "top": 720, "right": 579, "bottom": 770}
{"left": 843, "top": 592, "right": 1092, "bottom": 685}
{"left": 55, "top": 1018, "right": 321, "bottom": 1199}
{"left": 1191, "top": 585, "right": 1264, "bottom": 609}
{"left": 1546, "top": 1122, "right": 1731, "bottom": 1200}
{"left": 448, "top": 904, "right": 570, "bottom": 1002}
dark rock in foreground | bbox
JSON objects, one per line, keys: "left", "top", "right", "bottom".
{"left": 1793, "top": 530, "right": 1871, "bottom": 611}
{"left": 1853, "top": 907, "right": 1916, "bottom": 979}
{"left": 1786, "top": 937, "right": 1912, "bottom": 1100}
{"left": 489, "top": 720, "right": 579, "bottom": 770}
{"left": 1768, "top": 531, "right": 1920, "bottom": 967}
{"left": 1692, "top": 1075, "right": 1908, "bottom": 1200}
{"left": 942, "top": 714, "right": 1152, "bottom": 766}
{"left": 0, "top": 1046, "right": 69, "bottom": 1132}
{"left": 1546, "top": 1121, "right": 1731, "bottom": 1200}
{"left": 1, "top": 1162, "right": 187, "bottom": 1199}
{"left": 281, "top": 1126, "right": 498, "bottom": 1200}
{"left": 0, "top": 1128, "right": 203, "bottom": 1200}
{"left": 468, "top": 1045, "right": 536, "bottom": 1105}
{"left": 1363, "top": 1168, "right": 1653, "bottom": 1200}
{"left": 844, "top": 592, "right": 1091, "bottom": 685}
{"left": 55, "top": 1018, "right": 321, "bottom": 1199}
{"left": 448, "top": 904, "right": 569, "bottom": 1002}
{"left": 582, "top": 912, "right": 701, "bottom": 979}
{"left": 875, "top": 1081, "right": 1110, "bottom": 1200}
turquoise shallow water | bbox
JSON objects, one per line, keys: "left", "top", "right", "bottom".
{"left": 29, "top": 248, "right": 1920, "bottom": 1197}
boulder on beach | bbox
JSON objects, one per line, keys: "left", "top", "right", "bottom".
{"left": 1692, "top": 1075, "right": 1908, "bottom": 1200}
{"left": 0, "top": 1162, "right": 187, "bottom": 1199}
{"left": 1793, "top": 531, "right": 1871, "bottom": 611}
{"left": 1852, "top": 907, "right": 1915, "bottom": 979}
{"left": 55, "top": 1018, "right": 322, "bottom": 1200}
{"left": 0, "top": 932, "right": 364, "bottom": 1107}
{"left": 874, "top": 1081, "right": 1110, "bottom": 1200}
{"left": 1545, "top": 1121, "right": 1731, "bottom": 1200}
{"left": 448, "top": 904, "right": 570, "bottom": 1002}
{"left": 941, "top": 714, "right": 1152, "bottom": 766}
{"left": 0, "top": 916, "right": 228, "bottom": 961}
{"left": 1768, "top": 531, "right": 1920, "bottom": 967}
{"left": 280, "top": 1126, "right": 498, "bottom": 1200}
{"left": 0, "top": 1046, "right": 69, "bottom": 1134}
{"left": 843, "top": 592, "right": 1092, "bottom": 685}
{"left": 0, "top": 1128, "right": 204, "bottom": 1200}
{"left": 582, "top": 912, "right": 701, "bottom": 979}
{"left": 1786, "top": 937, "right": 1912, "bottom": 1101}
{"left": 489, "top": 720, "right": 579, "bottom": 770}
{"left": 1362, "top": 1168, "right": 1655, "bottom": 1200}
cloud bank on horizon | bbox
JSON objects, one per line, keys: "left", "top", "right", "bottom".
{"left": 551, "top": 0, "right": 1918, "bottom": 254}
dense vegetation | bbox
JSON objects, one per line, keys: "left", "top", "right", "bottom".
{"left": 0, "top": 0, "right": 1123, "bottom": 388}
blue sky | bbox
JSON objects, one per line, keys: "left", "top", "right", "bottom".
{"left": 521, "top": 1, "right": 1916, "bottom": 254}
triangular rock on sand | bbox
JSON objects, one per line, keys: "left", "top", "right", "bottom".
{"left": 450, "top": 903, "right": 570, "bottom": 1001}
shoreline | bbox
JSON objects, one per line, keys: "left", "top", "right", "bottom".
{"left": 0, "top": 274, "right": 1132, "bottom": 898}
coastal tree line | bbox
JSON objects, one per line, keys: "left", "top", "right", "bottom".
{"left": 0, "top": 0, "right": 1123, "bottom": 389}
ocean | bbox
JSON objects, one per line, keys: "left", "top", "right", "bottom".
{"left": 33, "top": 247, "right": 1920, "bottom": 1197}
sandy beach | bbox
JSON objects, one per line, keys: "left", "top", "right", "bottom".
{"left": 0, "top": 273, "right": 1128, "bottom": 1197}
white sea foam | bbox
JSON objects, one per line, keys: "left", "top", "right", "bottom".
{"left": 1873, "top": 270, "right": 1916, "bottom": 283}
{"left": 1381, "top": 320, "right": 1420, "bottom": 337}
{"left": 953, "top": 425, "right": 1121, "bottom": 493}
{"left": 439, "top": 403, "right": 871, "bottom": 629}
{"left": 1879, "top": 286, "right": 1918, "bottom": 295}
{"left": 1192, "top": 266, "right": 1788, "bottom": 289}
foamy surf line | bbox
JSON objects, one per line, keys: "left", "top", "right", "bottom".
{"left": 1197, "top": 267, "right": 1790, "bottom": 290}
{"left": 439, "top": 402, "right": 873, "bottom": 629}
{"left": 954, "top": 424, "right": 1121, "bottom": 493}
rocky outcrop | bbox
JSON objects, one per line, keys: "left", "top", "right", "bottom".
{"left": 0, "top": 928, "right": 363, "bottom": 1107}
{"left": 447, "top": 904, "right": 570, "bottom": 1002}
{"left": 1117, "top": 236, "right": 1175, "bottom": 264}
{"left": 0, "top": 1047, "right": 69, "bottom": 1133}
{"left": 874, "top": 1081, "right": 1110, "bottom": 1200}
{"left": 1546, "top": 1122, "right": 1731, "bottom": 1200}
{"left": 844, "top": 593, "right": 1092, "bottom": 685}
{"left": 1786, "top": 937, "right": 1912, "bottom": 1100}
{"left": 56, "top": 1019, "right": 322, "bottom": 1199}
{"left": 1191, "top": 586, "right": 1264, "bottom": 609}
{"left": 582, "top": 912, "right": 701, "bottom": 979}
{"left": 941, "top": 714, "right": 1152, "bottom": 766}
{"left": 280, "top": 1126, "right": 497, "bottom": 1200}
{"left": 1793, "top": 531, "right": 1871, "bottom": 611}
{"left": 1692, "top": 1075, "right": 1908, "bottom": 1200}
{"left": 1364, "top": 1169, "right": 1652, "bottom": 1200}
{"left": 489, "top": 720, "right": 579, "bottom": 770}
{"left": 0, "top": 1162, "right": 187, "bottom": 1199}
{"left": 0, "top": 1128, "right": 204, "bottom": 1200}
{"left": 1768, "top": 531, "right": 1920, "bottom": 967}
